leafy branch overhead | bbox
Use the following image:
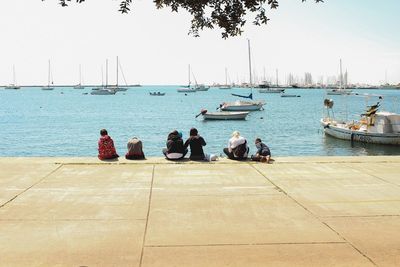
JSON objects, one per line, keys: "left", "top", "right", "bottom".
{"left": 52, "top": 0, "right": 324, "bottom": 38}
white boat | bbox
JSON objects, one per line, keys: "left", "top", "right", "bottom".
{"left": 5, "top": 65, "right": 20, "bottom": 89}
{"left": 177, "top": 64, "right": 197, "bottom": 93}
{"left": 194, "top": 84, "right": 209, "bottom": 91}
{"left": 42, "top": 60, "right": 54, "bottom": 90}
{"left": 220, "top": 39, "right": 265, "bottom": 111}
{"left": 91, "top": 59, "right": 116, "bottom": 95}
{"left": 219, "top": 68, "right": 232, "bottom": 89}
{"left": 259, "top": 88, "right": 285, "bottom": 93}
{"left": 321, "top": 99, "right": 400, "bottom": 145}
{"left": 90, "top": 88, "right": 116, "bottom": 95}
{"left": 73, "top": 64, "right": 84, "bottom": 89}
{"left": 203, "top": 111, "right": 249, "bottom": 120}
{"left": 177, "top": 87, "right": 196, "bottom": 93}
{"left": 220, "top": 100, "right": 265, "bottom": 111}
{"left": 327, "top": 59, "right": 352, "bottom": 95}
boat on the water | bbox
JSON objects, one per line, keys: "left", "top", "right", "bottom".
{"left": 73, "top": 64, "right": 85, "bottom": 89}
{"left": 91, "top": 88, "right": 116, "bottom": 95}
{"left": 219, "top": 68, "right": 232, "bottom": 89}
{"left": 281, "top": 94, "right": 300, "bottom": 98}
{"left": 194, "top": 84, "right": 209, "bottom": 91}
{"left": 42, "top": 60, "right": 54, "bottom": 90}
{"left": 327, "top": 59, "right": 352, "bottom": 95}
{"left": 220, "top": 39, "right": 265, "bottom": 112}
{"left": 5, "top": 65, "right": 20, "bottom": 89}
{"left": 321, "top": 98, "right": 400, "bottom": 145}
{"left": 196, "top": 109, "right": 249, "bottom": 120}
{"left": 150, "top": 92, "right": 165, "bottom": 96}
{"left": 259, "top": 88, "right": 285, "bottom": 93}
{"left": 220, "top": 100, "right": 265, "bottom": 111}
{"left": 177, "top": 64, "right": 197, "bottom": 93}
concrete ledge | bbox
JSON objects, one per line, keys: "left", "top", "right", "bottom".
{"left": 1, "top": 156, "right": 399, "bottom": 266}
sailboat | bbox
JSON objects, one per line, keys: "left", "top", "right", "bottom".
{"left": 191, "top": 67, "right": 209, "bottom": 91}
{"left": 327, "top": 59, "right": 352, "bottom": 95}
{"left": 177, "top": 64, "right": 196, "bottom": 93}
{"left": 91, "top": 59, "right": 116, "bottom": 95}
{"left": 108, "top": 56, "right": 127, "bottom": 92}
{"left": 73, "top": 64, "right": 84, "bottom": 89}
{"left": 220, "top": 40, "right": 265, "bottom": 111}
{"left": 5, "top": 65, "right": 21, "bottom": 89}
{"left": 42, "top": 60, "right": 54, "bottom": 90}
{"left": 219, "top": 68, "right": 232, "bottom": 89}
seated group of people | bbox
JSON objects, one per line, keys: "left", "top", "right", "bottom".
{"left": 97, "top": 128, "right": 271, "bottom": 163}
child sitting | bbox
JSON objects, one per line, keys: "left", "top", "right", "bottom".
{"left": 251, "top": 138, "right": 271, "bottom": 163}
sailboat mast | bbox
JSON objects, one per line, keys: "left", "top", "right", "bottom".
{"left": 79, "top": 64, "right": 82, "bottom": 85}
{"left": 340, "top": 59, "right": 343, "bottom": 88}
{"left": 225, "top": 68, "right": 228, "bottom": 86}
{"left": 276, "top": 69, "right": 279, "bottom": 87}
{"left": 106, "top": 59, "right": 108, "bottom": 87}
{"left": 48, "top": 60, "right": 51, "bottom": 87}
{"left": 188, "top": 64, "right": 191, "bottom": 86}
{"left": 116, "top": 56, "right": 119, "bottom": 87}
{"left": 248, "top": 39, "right": 252, "bottom": 88}
{"left": 13, "top": 65, "right": 16, "bottom": 85}
{"left": 101, "top": 66, "right": 104, "bottom": 87}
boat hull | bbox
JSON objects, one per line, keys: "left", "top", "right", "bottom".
{"left": 203, "top": 112, "right": 249, "bottom": 120}
{"left": 259, "top": 89, "right": 284, "bottom": 93}
{"left": 321, "top": 120, "right": 400, "bottom": 145}
{"left": 220, "top": 101, "right": 264, "bottom": 111}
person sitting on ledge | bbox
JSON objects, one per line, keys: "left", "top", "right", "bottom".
{"left": 125, "top": 137, "right": 145, "bottom": 160}
{"left": 251, "top": 138, "right": 271, "bottom": 163}
{"left": 98, "top": 129, "right": 119, "bottom": 160}
{"left": 223, "top": 131, "right": 249, "bottom": 160}
{"left": 162, "top": 130, "right": 188, "bottom": 160}
{"left": 184, "top": 128, "right": 206, "bottom": 160}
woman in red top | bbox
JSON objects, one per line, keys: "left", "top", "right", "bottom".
{"left": 98, "top": 129, "right": 119, "bottom": 160}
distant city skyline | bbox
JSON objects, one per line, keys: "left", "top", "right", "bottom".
{"left": 0, "top": 0, "right": 399, "bottom": 86}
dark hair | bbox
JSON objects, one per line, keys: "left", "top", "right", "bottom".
{"left": 189, "top": 128, "right": 198, "bottom": 136}
{"left": 255, "top": 138, "right": 262, "bottom": 143}
{"left": 100, "top": 129, "right": 108, "bottom": 136}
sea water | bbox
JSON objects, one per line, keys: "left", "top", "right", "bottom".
{"left": 1, "top": 86, "right": 399, "bottom": 157}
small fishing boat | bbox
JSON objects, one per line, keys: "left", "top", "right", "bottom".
{"left": 281, "top": 94, "right": 300, "bottom": 98}
{"left": 259, "top": 88, "right": 285, "bottom": 93}
{"left": 321, "top": 99, "right": 400, "bottom": 145}
{"left": 194, "top": 84, "right": 210, "bottom": 91}
{"left": 220, "top": 100, "right": 265, "bottom": 111}
{"left": 90, "top": 88, "right": 116, "bottom": 95}
{"left": 196, "top": 109, "right": 249, "bottom": 120}
{"left": 177, "top": 87, "right": 196, "bottom": 93}
{"left": 150, "top": 92, "right": 165, "bottom": 96}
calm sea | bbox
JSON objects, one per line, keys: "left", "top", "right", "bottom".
{"left": 1, "top": 86, "right": 399, "bottom": 157}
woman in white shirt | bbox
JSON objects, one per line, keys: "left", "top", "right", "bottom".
{"left": 223, "top": 131, "right": 249, "bottom": 160}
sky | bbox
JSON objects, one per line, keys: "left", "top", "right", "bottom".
{"left": 0, "top": 0, "right": 399, "bottom": 86}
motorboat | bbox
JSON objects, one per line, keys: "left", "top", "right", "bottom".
{"left": 150, "top": 92, "right": 165, "bottom": 96}
{"left": 259, "top": 88, "right": 285, "bottom": 93}
{"left": 220, "top": 100, "right": 265, "bottom": 111}
{"left": 90, "top": 88, "right": 116, "bottom": 95}
{"left": 177, "top": 87, "right": 196, "bottom": 93}
{"left": 194, "top": 84, "right": 210, "bottom": 91}
{"left": 321, "top": 98, "right": 400, "bottom": 145}
{"left": 281, "top": 94, "right": 300, "bottom": 97}
{"left": 196, "top": 109, "right": 249, "bottom": 120}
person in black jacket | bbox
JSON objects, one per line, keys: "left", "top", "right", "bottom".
{"left": 184, "top": 128, "right": 206, "bottom": 160}
{"left": 162, "top": 130, "right": 188, "bottom": 160}
{"left": 251, "top": 138, "right": 271, "bottom": 163}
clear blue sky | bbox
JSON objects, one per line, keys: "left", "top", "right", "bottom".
{"left": 0, "top": 0, "right": 398, "bottom": 85}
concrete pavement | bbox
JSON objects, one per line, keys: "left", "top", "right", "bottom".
{"left": 0, "top": 156, "right": 399, "bottom": 266}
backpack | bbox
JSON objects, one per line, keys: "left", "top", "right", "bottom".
{"left": 233, "top": 140, "right": 247, "bottom": 158}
